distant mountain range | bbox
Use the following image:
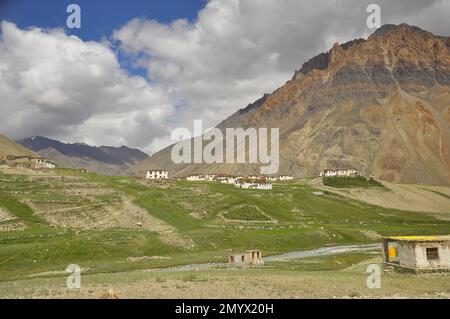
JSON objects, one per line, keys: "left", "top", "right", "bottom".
{"left": 17, "top": 136, "right": 148, "bottom": 175}
{"left": 130, "top": 24, "right": 450, "bottom": 185}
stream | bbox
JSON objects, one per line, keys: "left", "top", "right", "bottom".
{"left": 148, "top": 243, "right": 382, "bottom": 273}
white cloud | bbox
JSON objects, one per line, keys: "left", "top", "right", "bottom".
{"left": 1, "top": 1, "right": 448, "bottom": 154}
{"left": 0, "top": 21, "right": 173, "bottom": 152}
{"left": 113, "top": 0, "right": 449, "bottom": 151}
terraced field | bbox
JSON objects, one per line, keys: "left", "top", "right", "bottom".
{"left": 0, "top": 168, "right": 449, "bottom": 297}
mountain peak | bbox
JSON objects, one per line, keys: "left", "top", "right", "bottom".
{"left": 370, "top": 23, "right": 431, "bottom": 39}
{"left": 135, "top": 24, "right": 450, "bottom": 186}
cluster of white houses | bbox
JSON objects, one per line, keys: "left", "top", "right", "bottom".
{"left": 319, "top": 169, "right": 359, "bottom": 177}
{"left": 145, "top": 170, "right": 295, "bottom": 190}
{"left": 0, "top": 155, "right": 56, "bottom": 170}
{"left": 145, "top": 169, "right": 362, "bottom": 182}
{"left": 144, "top": 168, "right": 363, "bottom": 190}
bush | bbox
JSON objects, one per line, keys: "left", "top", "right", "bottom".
{"left": 323, "top": 176, "right": 384, "bottom": 188}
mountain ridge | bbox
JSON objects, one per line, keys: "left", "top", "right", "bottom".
{"left": 17, "top": 136, "right": 148, "bottom": 175}
{"left": 131, "top": 24, "right": 450, "bottom": 185}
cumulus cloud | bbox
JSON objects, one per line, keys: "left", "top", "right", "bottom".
{"left": 0, "top": 21, "right": 173, "bottom": 152}
{"left": 113, "top": 0, "right": 450, "bottom": 151}
{"left": 1, "top": 1, "right": 448, "bottom": 153}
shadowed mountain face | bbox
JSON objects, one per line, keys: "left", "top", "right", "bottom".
{"left": 17, "top": 136, "right": 148, "bottom": 175}
{"left": 131, "top": 24, "right": 450, "bottom": 185}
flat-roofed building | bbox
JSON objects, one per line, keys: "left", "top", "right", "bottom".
{"left": 382, "top": 235, "right": 450, "bottom": 273}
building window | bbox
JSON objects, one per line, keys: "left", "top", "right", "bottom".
{"left": 426, "top": 247, "right": 439, "bottom": 261}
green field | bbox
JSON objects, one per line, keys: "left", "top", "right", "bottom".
{"left": 0, "top": 169, "right": 449, "bottom": 292}
{"left": 323, "top": 176, "right": 385, "bottom": 188}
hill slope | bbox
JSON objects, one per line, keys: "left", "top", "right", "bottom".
{"left": 17, "top": 136, "right": 148, "bottom": 175}
{"left": 131, "top": 24, "right": 450, "bottom": 185}
{"left": 0, "top": 133, "right": 38, "bottom": 158}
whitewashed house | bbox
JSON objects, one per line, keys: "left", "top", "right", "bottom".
{"left": 383, "top": 236, "right": 450, "bottom": 273}
{"left": 212, "top": 175, "right": 239, "bottom": 184}
{"left": 146, "top": 170, "right": 168, "bottom": 180}
{"left": 5, "top": 156, "right": 56, "bottom": 169}
{"left": 31, "top": 158, "right": 56, "bottom": 169}
{"left": 320, "top": 169, "right": 359, "bottom": 177}
{"left": 205, "top": 174, "right": 217, "bottom": 181}
{"left": 229, "top": 250, "right": 264, "bottom": 266}
{"left": 223, "top": 177, "right": 240, "bottom": 184}
{"left": 235, "top": 179, "right": 272, "bottom": 190}
{"left": 278, "top": 175, "right": 294, "bottom": 181}
{"left": 186, "top": 174, "right": 206, "bottom": 181}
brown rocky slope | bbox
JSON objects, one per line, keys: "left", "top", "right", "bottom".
{"left": 131, "top": 24, "right": 450, "bottom": 185}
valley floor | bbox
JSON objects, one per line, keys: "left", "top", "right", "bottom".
{"left": 1, "top": 253, "right": 449, "bottom": 299}
{"left": 0, "top": 168, "right": 449, "bottom": 298}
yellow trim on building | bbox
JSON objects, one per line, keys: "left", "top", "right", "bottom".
{"left": 386, "top": 235, "right": 450, "bottom": 242}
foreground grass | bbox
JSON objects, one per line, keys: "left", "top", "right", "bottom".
{"left": 1, "top": 252, "right": 449, "bottom": 299}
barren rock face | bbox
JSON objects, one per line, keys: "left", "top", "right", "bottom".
{"left": 132, "top": 24, "right": 450, "bottom": 185}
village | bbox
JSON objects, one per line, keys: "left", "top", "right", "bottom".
{"left": 0, "top": 154, "right": 56, "bottom": 170}
{"left": 145, "top": 168, "right": 360, "bottom": 190}
{"left": 144, "top": 168, "right": 450, "bottom": 274}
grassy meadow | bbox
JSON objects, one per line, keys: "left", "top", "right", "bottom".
{"left": 0, "top": 168, "right": 449, "bottom": 297}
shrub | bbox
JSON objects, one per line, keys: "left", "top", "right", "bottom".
{"left": 323, "top": 176, "right": 384, "bottom": 188}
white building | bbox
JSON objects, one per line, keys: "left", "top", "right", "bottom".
{"left": 229, "top": 250, "right": 264, "bottom": 266}
{"left": 320, "top": 169, "right": 359, "bottom": 177}
{"left": 186, "top": 175, "right": 206, "bottom": 181}
{"left": 383, "top": 236, "right": 450, "bottom": 273}
{"left": 235, "top": 179, "right": 272, "bottom": 190}
{"left": 222, "top": 177, "right": 238, "bottom": 184}
{"left": 32, "top": 158, "right": 56, "bottom": 169}
{"left": 278, "top": 175, "right": 294, "bottom": 181}
{"left": 205, "top": 174, "right": 217, "bottom": 181}
{"left": 146, "top": 170, "right": 168, "bottom": 180}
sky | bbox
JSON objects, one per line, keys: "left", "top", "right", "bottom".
{"left": 0, "top": 0, "right": 449, "bottom": 154}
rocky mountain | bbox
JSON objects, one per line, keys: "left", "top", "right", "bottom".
{"left": 130, "top": 24, "right": 450, "bottom": 185}
{"left": 18, "top": 136, "right": 148, "bottom": 175}
{"left": 0, "top": 132, "right": 38, "bottom": 158}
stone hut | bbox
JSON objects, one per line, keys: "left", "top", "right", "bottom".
{"left": 382, "top": 235, "right": 450, "bottom": 273}
{"left": 229, "top": 250, "right": 264, "bottom": 266}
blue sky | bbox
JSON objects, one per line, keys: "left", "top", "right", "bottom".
{"left": 0, "top": 0, "right": 206, "bottom": 77}
{"left": 0, "top": 0, "right": 206, "bottom": 41}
